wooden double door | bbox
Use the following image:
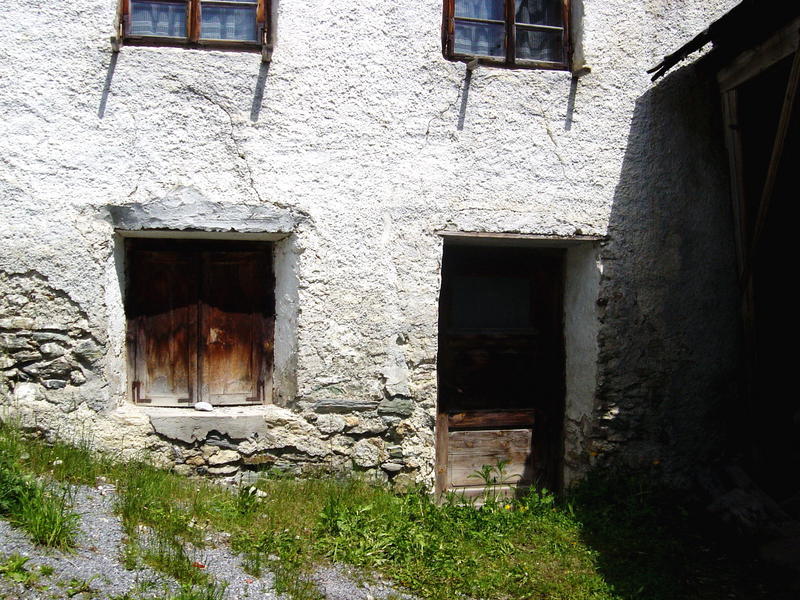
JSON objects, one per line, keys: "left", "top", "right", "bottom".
{"left": 126, "top": 240, "right": 274, "bottom": 406}
{"left": 436, "top": 243, "right": 565, "bottom": 497}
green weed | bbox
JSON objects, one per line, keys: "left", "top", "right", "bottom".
{"left": 0, "top": 422, "right": 778, "bottom": 600}
{"left": 109, "top": 581, "right": 226, "bottom": 600}
{"left": 126, "top": 528, "right": 209, "bottom": 587}
{"left": 65, "top": 575, "right": 100, "bottom": 598}
{"left": 0, "top": 425, "right": 79, "bottom": 549}
{"left": 15, "top": 483, "right": 80, "bottom": 549}
{"left": 0, "top": 553, "right": 38, "bottom": 587}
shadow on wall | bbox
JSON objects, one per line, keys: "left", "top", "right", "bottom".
{"left": 97, "top": 52, "right": 271, "bottom": 122}
{"left": 593, "top": 63, "right": 741, "bottom": 482}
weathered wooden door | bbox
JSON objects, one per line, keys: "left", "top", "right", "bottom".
{"left": 436, "top": 244, "right": 565, "bottom": 498}
{"left": 200, "top": 251, "right": 272, "bottom": 405}
{"left": 128, "top": 249, "right": 199, "bottom": 405}
{"left": 127, "top": 240, "right": 274, "bottom": 406}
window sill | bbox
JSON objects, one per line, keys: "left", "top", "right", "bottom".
{"left": 137, "top": 404, "right": 280, "bottom": 444}
{"left": 112, "top": 36, "right": 273, "bottom": 61}
{"left": 445, "top": 54, "right": 571, "bottom": 72}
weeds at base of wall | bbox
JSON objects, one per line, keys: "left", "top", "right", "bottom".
{"left": 0, "top": 425, "right": 79, "bottom": 550}
{"left": 0, "top": 422, "right": 778, "bottom": 600}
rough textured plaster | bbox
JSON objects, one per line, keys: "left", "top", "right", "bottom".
{"left": 0, "top": 0, "right": 742, "bottom": 485}
{"left": 563, "top": 243, "right": 601, "bottom": 486}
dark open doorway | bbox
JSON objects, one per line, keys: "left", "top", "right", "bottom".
{"left": 436, "top": 242, "right": 566, "bottom": 497}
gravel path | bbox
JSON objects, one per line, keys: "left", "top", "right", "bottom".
{"left": 0, "top": 483, "right": 410, "bottom": 600}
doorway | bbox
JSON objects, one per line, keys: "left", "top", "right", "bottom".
{"left": 125, "top": 239, "right": 274, "bottom": 406}
{"left": 436, "top": 243, "right": 565, "bottom": 497}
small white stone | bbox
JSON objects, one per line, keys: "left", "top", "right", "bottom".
{"left": 353, "top": 438, "right": 383, "bottom": 468}
{"left": 316, "top": 414, "right": 346, "bottom": 434}
{"left": 207, "top": 464, "right": 239, "bottom": 475}
{"left": 194, "top": 402, "right": 213, "bottom": 412}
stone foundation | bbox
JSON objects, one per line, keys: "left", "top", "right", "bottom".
{"left": 0, "top": 270, "right": 104, "bottom": 409}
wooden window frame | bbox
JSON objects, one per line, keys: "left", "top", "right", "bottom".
{"left": 112, "top": 0, "right": 276, "bottom": 61}
{"left": 441, "top": 0, "right": 571, "bottom": 71}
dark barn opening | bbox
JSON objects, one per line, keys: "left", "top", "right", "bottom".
{"left": 734, "top": 53, "right": 800, "bottom": 503}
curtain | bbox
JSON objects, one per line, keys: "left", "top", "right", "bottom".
{"left": 130, "top": 1, "right": 188, "bottom": 38}
{"left": 515, "top": 0, "right": 564, "bottom": 62}
{"left": 200, "top": 1, "right": 258, "bottom": 42}
{"left": 454, "top": 0, "right": 505, "bottom": 57}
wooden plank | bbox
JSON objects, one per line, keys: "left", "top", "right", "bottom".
{"left": 448, "top": 428, "right": 532, "bottom": 454}
{"left": 448, "top": 449, "right": 530, "bottom": 487}
{"left": 448, "top": 410, "right": 535, "bottom": 429}
{"left": 718, "top": 17, "right": 800, "bottom": 92}
{"left": 128, "top": 249, "right": 198, "bottom": 406}
{"left": 446, "top": 485, "right": 523, "bottom": 503}
{"left": 435, "top": 412, "right": 450, "bottom": 498}
{"left": 720, "top": 90, "right": 748, "bottom": 277}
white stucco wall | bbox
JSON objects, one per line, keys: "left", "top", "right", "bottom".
{"left": 0, "top": 0, "right": 741, "bottom": 485}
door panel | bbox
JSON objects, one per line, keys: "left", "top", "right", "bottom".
{"left": 128, "top": 250, "right": 198, "bottom": 405}
{"left": 200, "top": 251, "right": 271, "bottom": 405}
{"left": 447, "top": 428, "right": 533, "bottom": 487}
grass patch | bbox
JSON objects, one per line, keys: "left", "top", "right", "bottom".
{"left": 568, "top": 470, "right": 775, "bottom": 600}
{"left": 0, "top": 426, "right": 79, "bottom": 549}
{"left": 110, "top": 582, "right": 227, "bottom": 600}
{"left": 0, "top": 422, "right": 776, "bottom": 600}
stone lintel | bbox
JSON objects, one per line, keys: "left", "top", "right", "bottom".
{"left": 108, "top": 188, "right": 299, "bottom": 235}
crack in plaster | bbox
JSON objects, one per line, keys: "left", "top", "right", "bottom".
{"left": 424, "top": 77, "right": 463, "bottom": 142}
{"left": 183, "top": 85, "right": 264, "bottom": 205}
{"left": 181, "top": 85, "right": 313, "bottom": 224}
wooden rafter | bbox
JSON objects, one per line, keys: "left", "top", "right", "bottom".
{"left": 741, "top": 42, "right": 800, "bottom": 289}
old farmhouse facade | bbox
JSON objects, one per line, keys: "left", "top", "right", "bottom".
{"left": 1, "top": 0, "right": 743, "bottom": 494}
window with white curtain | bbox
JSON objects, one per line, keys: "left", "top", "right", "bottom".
{"left": 442, "top": 0, "right": 571, "bottom": 70}
{"left": 117, "top": 0, "right": 273, "bottom": 56}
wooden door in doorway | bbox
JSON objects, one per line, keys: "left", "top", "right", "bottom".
{"left": 436, "top": 244, "right": 565, "bottom": 498}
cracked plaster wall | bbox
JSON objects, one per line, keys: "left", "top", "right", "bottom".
{"left": 0, "top": 0, "right": 740, "bottom": 487}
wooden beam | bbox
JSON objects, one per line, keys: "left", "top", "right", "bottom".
{"left": 435, "top": 412, "right": 449, "bottom": 499}
{"left": 448, "top": 410, "right": 536, "bottom": 429}
{"left": 718, "top": 17, "right": 800, "bottom": 92}
{"left": 741, "top": 44, "right": 800, "bottom": 288}
{"left": 189, "top": 0, "right": 201, "bottom": 43}
{"left": 720, "top": 90, "right": 748, "bottom": 276}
